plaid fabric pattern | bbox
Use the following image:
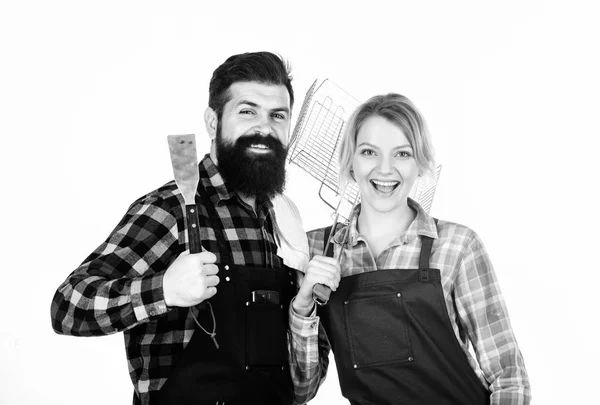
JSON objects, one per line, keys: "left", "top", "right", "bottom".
{"left": 51, "top": 154, "right": 282, "bottom": 405}
{"left": 289, "top": 199, "right": 531, "bottom": 405}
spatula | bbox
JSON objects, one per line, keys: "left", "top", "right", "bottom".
{"left": 167, "top": 134, "right": 202, "bottom": 254}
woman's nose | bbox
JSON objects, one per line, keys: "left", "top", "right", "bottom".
{"left": 377, "top": 156, "right": 393, "bottom": 173}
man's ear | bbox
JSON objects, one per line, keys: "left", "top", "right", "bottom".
{"left": 204, "top": 107, "right": 218, "bottom": 141}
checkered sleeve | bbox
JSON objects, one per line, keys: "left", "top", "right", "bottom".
{"left": 50, "top": 196, "right": 180, "bottom": 336}
{"left": 288, "top": 298, "right": 330, "bottom": 405}
{"left": 453, "top": 230, "right": 532, "bottom": 405}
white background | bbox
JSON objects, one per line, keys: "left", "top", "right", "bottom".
{"left": 1, "top": 1, "right": 599, "bottom": 404}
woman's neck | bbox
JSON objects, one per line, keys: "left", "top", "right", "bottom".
{"left": 357, "top": 201, "right": 416, "bottom": 258}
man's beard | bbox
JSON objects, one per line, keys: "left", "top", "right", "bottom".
{"left": 215, "top": 125, "right": 288, "bottom": 200}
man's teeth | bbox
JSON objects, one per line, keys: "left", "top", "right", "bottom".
{"left": 371, "top": 180, "right": 399, "bottom": 192}
{"left": 250, "top": 144, "right": 268, "bottom": 149}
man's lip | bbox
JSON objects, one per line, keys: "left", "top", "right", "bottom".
{"left": 246, "top": 144, "right": 273, "bottom": 153}
{"left": 249, "top": 143, "right": 270, "bottom": 149}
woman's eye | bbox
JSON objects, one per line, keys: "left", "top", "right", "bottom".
{"left": 396, "top": 151, "right": 412, "bottom": 158}
{"left": 360, "top": 149, "right": 375, "bottom": 156}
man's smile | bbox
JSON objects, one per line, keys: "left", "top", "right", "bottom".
{"left": 248, "top": 143, "right": 272, "bottom": 153}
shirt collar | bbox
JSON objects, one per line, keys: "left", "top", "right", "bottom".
{"left": 332, "top": 197, "right": 438, "bottom": 246}
{"left": 199, "top": 154, "right": 274, "bottom": 213}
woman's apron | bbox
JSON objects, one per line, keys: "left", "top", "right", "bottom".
{"left": 319, "top": 224, "right": 490, "bottom": 405}
{"left": 151, "top": 185, "right": 295, "bottom": 404}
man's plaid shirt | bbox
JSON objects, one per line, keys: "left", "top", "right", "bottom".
{"left": 51, "top": 155, "right": 282, "bottom": 405}
{"left": 289, "top": 199, "right": 531, "bottom": 405}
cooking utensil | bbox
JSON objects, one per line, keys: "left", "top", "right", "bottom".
{"left": 288, "top": 80, "right": 442, "bottom": 305}
{"left": 168, "top": 134, "right": 219, "bottom": 349}
{"left": 167, "top": 134, "right": 202, "bottom": 254}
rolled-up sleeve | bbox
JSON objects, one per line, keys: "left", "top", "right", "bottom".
{"left": 51, "top": 198, "right": 179, "bottom": 336}
{"left": 288, "top": 298, "right": 330, "bottom": 404}
{"left": 454, "top": 231, "right": 532, "bottom": 405}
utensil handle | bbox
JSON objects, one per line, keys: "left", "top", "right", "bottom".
{"left": 186, "top": 205, "right": 202, "bottom": 254}
{"left": 312, "top": 284, "right": 332, "bottom": 306}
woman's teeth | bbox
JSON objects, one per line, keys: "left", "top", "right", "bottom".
{"left": 371, "top": 180, "right": 399, "bottom": 193}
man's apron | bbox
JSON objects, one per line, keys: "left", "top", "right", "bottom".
{"left": 319, "top": 224, "right": 490, "bottom": 405}
{"left": 151, "top": 185, "right": 295, "bottom": 404}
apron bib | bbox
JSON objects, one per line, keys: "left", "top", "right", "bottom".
{"left": 151, "top": 186, "right": 295, "bottom": 404}
{"left": 319, "top": 224, "right": 490, "bottom": 405}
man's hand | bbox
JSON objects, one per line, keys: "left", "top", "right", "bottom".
{"left": 293, "top": 255, "right": 341, "bottom": 316}
{"left": 163, "top": 251, "right": 220, "bottom": 307}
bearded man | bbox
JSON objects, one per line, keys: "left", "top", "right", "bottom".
{"left": 51, "top": 52, "right": 308, "bottom": 405}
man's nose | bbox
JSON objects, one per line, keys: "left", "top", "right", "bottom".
{"left": 253, "top": 114, "right": 273, "bottom": 136}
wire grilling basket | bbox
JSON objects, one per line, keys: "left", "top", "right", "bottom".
{"left": 287, "top": 79, "right": 441, "bottom": 221}
{"left": 287, "top": 79, "right": 442, "bottom": 304}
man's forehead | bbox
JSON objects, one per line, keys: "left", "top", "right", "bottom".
{"left": 226, "top": 81, "right": 290, "bottom": 108}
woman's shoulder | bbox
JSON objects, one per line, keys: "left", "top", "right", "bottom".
{"left": 306, "top": 223, "right": 345, "bottom": 256}
{"left": 307, "top": 222, "right": 345, "bottom": 238}
{"left": 432, "top": 217, "right": 483, "bottom": 247}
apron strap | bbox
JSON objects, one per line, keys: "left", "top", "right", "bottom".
{"left": 196, "top": 181, "right": 233, "bottom": 263}
{"left": 323, "top": 225, "right": 335, "bottom": 258}
{"left": 419, "top": 236, "right": 433, "bottom": 269}
{"left": 418, "top": 218, "right": 438, "bottom": 274}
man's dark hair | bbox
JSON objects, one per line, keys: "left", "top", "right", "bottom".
{"left": 208, "top": 51, "right": 294, "bottom": 119}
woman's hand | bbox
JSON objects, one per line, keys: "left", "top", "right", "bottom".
{"left": 293, "top": 255, "right": 341, "bottom": 316}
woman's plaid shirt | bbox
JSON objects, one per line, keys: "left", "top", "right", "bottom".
{"left": 50, "top": 155, "right": 282, "bottom": 405}
{"left": 289, "top": 199, "right": 531, "bottom": 405}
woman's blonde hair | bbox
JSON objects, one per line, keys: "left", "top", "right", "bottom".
{"left": 338, "top": 93, "right": 436, "bottom": 190}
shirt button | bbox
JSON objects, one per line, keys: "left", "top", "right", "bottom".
{"left": 310, "top": 322, "right": 317, "bottom": 329}
{"left": 149, "top": 309, "right": 156, "bottom": 316}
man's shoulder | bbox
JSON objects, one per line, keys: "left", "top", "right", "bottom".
{"left": 129, "top": 180, "right": 184, "bottom": 212}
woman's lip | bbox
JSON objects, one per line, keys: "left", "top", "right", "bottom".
{"left": 371, "top": 179, "right": 400, "bottom": 186}
{"left": 370, "top": 179, "right": 400, "bottom": 193}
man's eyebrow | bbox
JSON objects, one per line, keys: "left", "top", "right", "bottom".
{"left": 237, "top": 100, "right": 259, "bottom": 108}
{"left": 271, "top": 106, "right": 290, "bottom": 114}
{"left": 236, "top": 100, "right": 290, "bottom": 115}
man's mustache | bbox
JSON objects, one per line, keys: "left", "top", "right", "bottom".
{"left": 235, "top": 134, "right": 286, "bottom": 151}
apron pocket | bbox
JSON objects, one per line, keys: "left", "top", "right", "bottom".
{"left": 245, "top": 302, "right": 287, "bottom": 368}
{"left": 344, "top": 292, "right": 414, "bottom": 369}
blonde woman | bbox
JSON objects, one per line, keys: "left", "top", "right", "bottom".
{"left": 289, "top": 93, "right": 531, "bottom": 405}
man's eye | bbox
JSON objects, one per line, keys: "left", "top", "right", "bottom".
{"left": 272, "top": 113, "right": 286, "bottom": 120}
{"left": 240, "top": 110, "right": 255, "bottom": 115}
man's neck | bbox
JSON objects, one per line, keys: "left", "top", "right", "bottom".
{"left": 238, "top": 192, "right": 256, "bottom": 213}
